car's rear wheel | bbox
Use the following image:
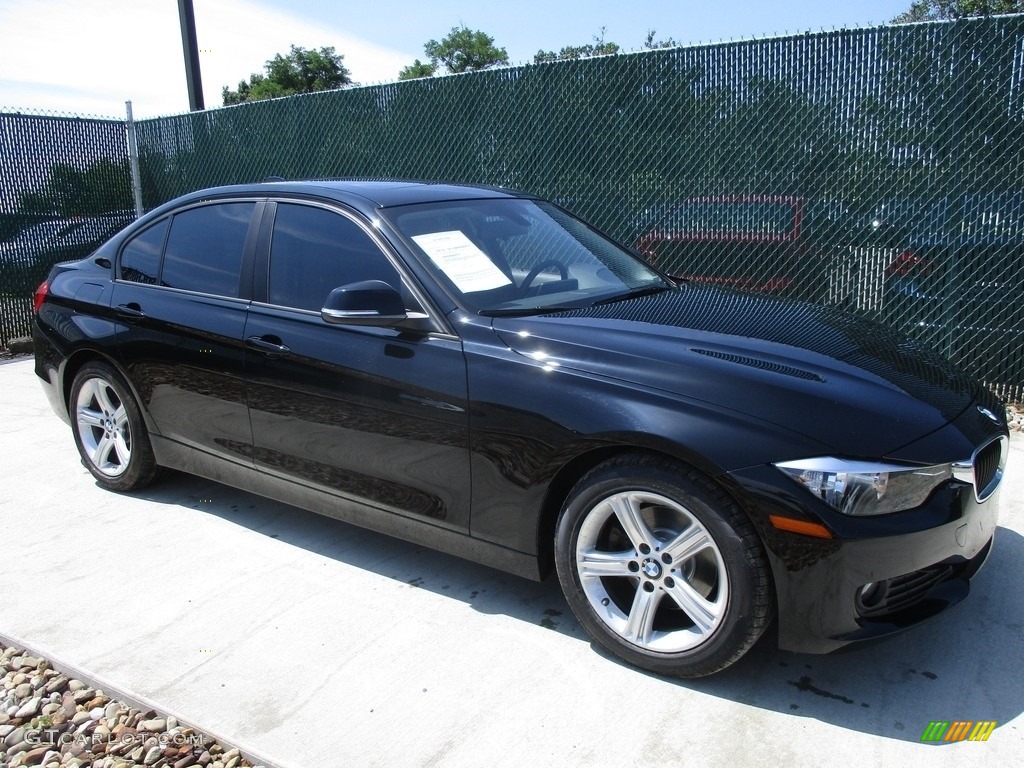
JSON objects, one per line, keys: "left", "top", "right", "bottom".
{"left": 70, "top": 362, "right": 159, "bottom": 491}
{"left": 555, "top": 454, "right": 773, "bottom": 678}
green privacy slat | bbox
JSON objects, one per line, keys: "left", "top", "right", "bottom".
{"left": 3, "top": 17, "right": 1024, "bottom": 400}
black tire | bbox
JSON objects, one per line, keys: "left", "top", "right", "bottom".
{"left": 69, "top": 361, "right": 159, "bottom": 491}
{"left": 554, "top": 454, "right": 773, "bottom": 678}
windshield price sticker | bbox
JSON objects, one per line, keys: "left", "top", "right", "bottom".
{"left": 412, "top": 230, "right": 512, "bottom": 292}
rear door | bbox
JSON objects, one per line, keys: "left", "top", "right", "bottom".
{"left": 112, "top": 200, "right": 262, "bottom": 466}
{"left": 243, "top": 200, "right": 472, "bottom": 530}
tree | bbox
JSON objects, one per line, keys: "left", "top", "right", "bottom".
{"left": 398, "top": 26, "right": 508, "bottom": 79}
{"left": 535, "top": 27, "right": 619, "bottom": 64}
{"left": 398, "top": 59, "right": 437, "bottom": 80}
{"left": 643, "top": 29, "right": 679, "bottom": 49}
{"left": 534, "top": 42, "right": 620, "bottom": 64}
{"left": 19, "top": 159, "right": 132, "bottom": 216}
{"left": 222, "top": 45, "right": 352, "bottom": 105}
{"left": 893, "top": 0, "right": 1023, "bottom": 22}
{"left": 533, "top": 28, "right": 680, "bottom": 64}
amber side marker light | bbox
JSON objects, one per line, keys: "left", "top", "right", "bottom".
{"left": 769, "top": 514, "right": 833, "bottom": 539}
{"left": 33, "top": 281, "right": 48, "bottom": 314}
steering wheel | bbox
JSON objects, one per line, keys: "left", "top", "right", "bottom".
{"left": 520, "top": 259, "right": 569, "bottom": 293}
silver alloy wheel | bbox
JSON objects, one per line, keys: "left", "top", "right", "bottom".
{"left": 575, "top": 490, "right": 729, "bottom": 653}
{"left": 74, "top": 376, "right": 132, "bottom": 478}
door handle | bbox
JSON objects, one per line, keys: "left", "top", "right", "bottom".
{"left": 115, "top": 303, "right": 146, "bottom": 319}
{"left": 246, "top": 335, "right": 291, "bottom": 358}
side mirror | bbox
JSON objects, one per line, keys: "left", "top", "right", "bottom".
{"left": 321, "top": 280, "right": 407, "bottom": 326}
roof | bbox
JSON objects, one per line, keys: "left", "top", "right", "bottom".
{"left": 166, "top": 179, "right": 527, "bottom": 213}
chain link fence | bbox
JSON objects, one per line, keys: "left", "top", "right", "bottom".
{"left": 2, "top": 16, "right": 1023, "bottom": 399}
{"left": 0, "top": 111, "right": 133, "bottom": 346}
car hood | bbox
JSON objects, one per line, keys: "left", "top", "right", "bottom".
{"left": 492, "top": 286, "right": 978, "bottom": 458}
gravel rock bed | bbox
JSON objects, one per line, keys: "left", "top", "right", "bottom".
{"left": 1005, "top": 404, "right": 1024, "bottom": 432}
{"left": 0, "top": 643, "right": 264, "bottom": 768}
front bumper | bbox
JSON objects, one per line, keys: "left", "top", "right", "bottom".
{"left": 730, "top": 462, "right": 1000, "bottom": 654}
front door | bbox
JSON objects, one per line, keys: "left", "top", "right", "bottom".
{"left": 243, "top": 201, "right": 472, "bottom": 530}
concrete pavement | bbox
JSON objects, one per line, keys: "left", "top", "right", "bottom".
{"left": 1, "top": 356, "right": 1021, "bottom": 767}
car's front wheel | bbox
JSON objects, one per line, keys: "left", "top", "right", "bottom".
{"left": 70, "top": 362, "right": 159, "bottom": 491}
{"left": 555, "top": 455, "right": 773, "bottom": 678}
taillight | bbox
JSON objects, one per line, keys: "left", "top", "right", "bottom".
{"left": 33, "top": 281, "right": 48, "bottom": 314}
{"left": 885, "top": 250, "right": 934, "bottom": 277}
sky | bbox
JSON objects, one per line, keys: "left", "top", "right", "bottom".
{"left": 0, "top": 0, "right": 915, "bottom": 119}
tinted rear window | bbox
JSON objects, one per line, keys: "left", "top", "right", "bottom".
{"left": 119, "top": 219, "right": 168, "bottom": 285}
{"left": 161, "top": 203, "right": 254, "bottom": 296}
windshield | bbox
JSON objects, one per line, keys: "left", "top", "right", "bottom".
{"left": 382, "top": 198, "right": 668, "bottom": 315}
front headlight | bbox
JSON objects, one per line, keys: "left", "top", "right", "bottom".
{"left": 774, "top": 457, "right": 952, "bottom": 516}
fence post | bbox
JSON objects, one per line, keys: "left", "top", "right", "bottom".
{"left": 125, "top": 101, "right": 144, "bottom": 218}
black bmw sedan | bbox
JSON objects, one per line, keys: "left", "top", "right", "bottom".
{"left": 33, "top": 180, "right": 1007, "bottom": 678}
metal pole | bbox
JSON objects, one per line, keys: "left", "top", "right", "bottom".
{"left": 177, "top": 0, "right": 205, "bottom": 111}
{"left": 125, "top": 101, "right": 144, "bottom": 219}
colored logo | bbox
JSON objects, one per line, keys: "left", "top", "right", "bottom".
{"left": 920, "top": 721, "right": 996, "bottom": 742}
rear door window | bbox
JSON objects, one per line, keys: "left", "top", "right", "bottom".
{"left": 161, "top": 203, "right": 255, "bottom": 296}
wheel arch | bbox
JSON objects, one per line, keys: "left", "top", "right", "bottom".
{"left": 59, "top": 348, "right": 159, "bottom": 435}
